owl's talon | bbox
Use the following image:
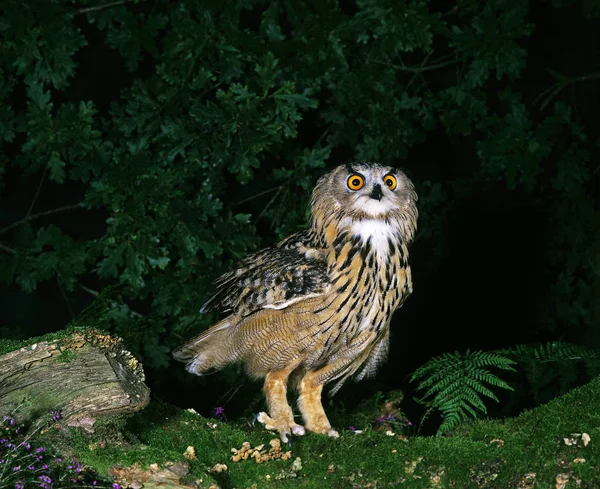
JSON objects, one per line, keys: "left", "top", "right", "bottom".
{"left": 327, "top": 428, "right": 340, "bottom": 438}
{"left": 292, "top": 424, "right": 306, "bottom": 436}
{"left": 256, "top": 411, "right": 273, "bottom": 429}
{"left": 255, "top": 412, "right": 305, "bottom": 443}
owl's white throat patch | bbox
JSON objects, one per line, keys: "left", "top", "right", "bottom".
{"left": 353, "top": 195, "right": 395, "bottom": 217}
{"left": 351, "top": 219, "right": 397, "bottom": 257}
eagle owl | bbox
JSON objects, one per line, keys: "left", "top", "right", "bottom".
{"left": 173, "top": 162, "right": 418, "bottom": 442}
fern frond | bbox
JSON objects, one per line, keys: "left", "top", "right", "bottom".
{"left": 435, "top": 386, "right": 488, "bottom": 414}
{"left": 411, "top": 349, "right": 516, "bottom": 434}
{"left": 504, "top": 341, "right": 600, "bottom": 366}
{"left": 411, "top": 351, "right": 461, "bottom": 389}
{"left": 499, "top": 341, "right": 600, "bottom": 403}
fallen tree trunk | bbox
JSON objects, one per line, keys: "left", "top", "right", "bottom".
{"left": 0, "top": 329, "right": 149, "bottom": 429}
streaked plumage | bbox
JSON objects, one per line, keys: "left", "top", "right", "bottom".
{"left": 173, "top": 162, "right": 418, "bottom": 441}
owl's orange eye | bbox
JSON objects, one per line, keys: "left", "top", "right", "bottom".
{"left": 383, "top": 174, "right": 397, "bottom": 191}
{"left": 347, "top": 174, "right": 365, "bottom": 191}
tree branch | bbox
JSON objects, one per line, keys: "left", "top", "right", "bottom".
{"left": 369, "top": 55, "right": 459, "bottom": 74}
{"left": 0, "top": 203, "right": 83, "bottom": 235}
{"left": 0, "top": 247, "right": 144, "bottom": 321}
{"left": 232, "top": 186, "right": 283, "bottom": 207}
{"left": 0, "top": 243, "right": 16, "bottom": 254}
{"left": 78, "top": 284, "right": 144, "bottom": 319}
{"left": 257, "top": 186, "right": 282, "bottom": 222}
{"left": 75, "top": 0, "right": 131, "bottom": 15}
{"left": 536, "top": 69, "right": 600, "bottom": 111}
{"left": 57, "top": 276, "right": 75, "bottom": 320}
{"left": 26, "top": 168, "right": 48, "bottom": 219}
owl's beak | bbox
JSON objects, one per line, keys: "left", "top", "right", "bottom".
{"left": 369, "top": 184, "right": 383, "bottom": 201}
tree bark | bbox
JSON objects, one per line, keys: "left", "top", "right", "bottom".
{"left": 0, "top": 330, "right": 149, "bottom": 429}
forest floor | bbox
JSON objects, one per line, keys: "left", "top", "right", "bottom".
{"left": 2, "top": 331, "right": 599, "bottom": 488}
{"left": 63, "top": 375, "right": 600, "bottom": 489}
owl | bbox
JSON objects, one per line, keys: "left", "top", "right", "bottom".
{"left": 173, "top": 162, "right": 418, "bottom": 442}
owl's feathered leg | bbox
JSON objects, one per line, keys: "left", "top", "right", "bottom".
{"left": 257, "top": 369, "right": 305, "bottom": 443}
{"left": 297, "top": 370, "right": 340, "bottom": 438}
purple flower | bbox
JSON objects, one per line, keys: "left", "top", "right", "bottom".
{"left": 386, "top": 414, "right": 395, "bottom": 421}
{"left": 214, "top": 406, "right": 225, "bottom": 418}
{"left": 377, "top": 416, "right": 384, "bottom": 423}
{"left": 50, "top": 410, "right": 61, "bottom": 421}
{"left": 13, "top": 466, "right": 20, "bottom": 471}
{"left": 41, "top": 464, "right": 49, "bottom": 470}
{"left": 407, "top": 420, "right": 413, "bottom": 427}
{"left": 112, "top": 484, "right": 121, "bottom": 489}
{"left": 36, "top": 446, "right": 46, "bottom": 454}
{"left": 349, "top": 426, "right": 356, "bottom": 431}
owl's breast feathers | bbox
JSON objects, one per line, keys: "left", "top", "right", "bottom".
{"left": 309, "top": 217, "right": 412, "bottom": 392}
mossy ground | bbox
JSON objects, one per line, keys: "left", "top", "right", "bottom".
{"left": 5, "top": 329, "right": 598, "bottom": 487}
{"left": 59, "top": 377, "right": 600, "bottom": 489}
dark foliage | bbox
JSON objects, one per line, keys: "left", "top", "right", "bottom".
{"left": 1, "top": 0, "right": 599, "bottom": 429}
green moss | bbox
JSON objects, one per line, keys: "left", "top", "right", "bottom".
{"left": 0, "top": 338, "right": 22, "bottom": 356}
{"left": 57, "top": 349, "right": 78, "bottom": 362}
{"left": 0, "top": 325, "right": 108, "bottom": 356}
{"left": 61, "top": 377, "right": 600, "bottom": 488}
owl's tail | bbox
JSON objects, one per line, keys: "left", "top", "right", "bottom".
{"left": 172, "top": 318, "right": 238, "bottom": 375}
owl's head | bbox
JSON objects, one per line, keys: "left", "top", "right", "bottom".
{"left": 311, "top": 162, "right": 418, "bottom": 241}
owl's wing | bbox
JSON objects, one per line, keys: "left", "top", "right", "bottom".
{"left": 200, "top": 232, "right": 330, "bottom": 316}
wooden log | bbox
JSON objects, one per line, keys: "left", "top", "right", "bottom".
{"left": 0, "top": 329, "right": 149, "bottom": 429}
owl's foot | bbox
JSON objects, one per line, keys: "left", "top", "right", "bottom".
{"left": 303, "top": 415, "right": 339, "bottom": 438}
{"left": 324, "top": 427, "right": 340, "bottom": 438}
{"left": 297, "top": 371, "right": 340, "bottom": 438}
{"left": 307, "top": 425, "right": 339, "bottom": 437}
{"left": 256, "top": 411, "right": 305, "bottom": 443}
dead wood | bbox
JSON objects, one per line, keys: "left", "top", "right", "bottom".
{"left": 0, "top": 330, "right": 149, "bottom": 429}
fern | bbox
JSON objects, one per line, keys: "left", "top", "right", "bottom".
{"left": 411, "top": 350, "right": 516, "bottom": 434}
{"left": 503, "top": 341, "right": 600, "bottom": 367}
{"left": 500, "top": 341, "right": 600, "bottom": 403}
{"left": 411, "top": 342, "right": 599, "bottom": 435}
